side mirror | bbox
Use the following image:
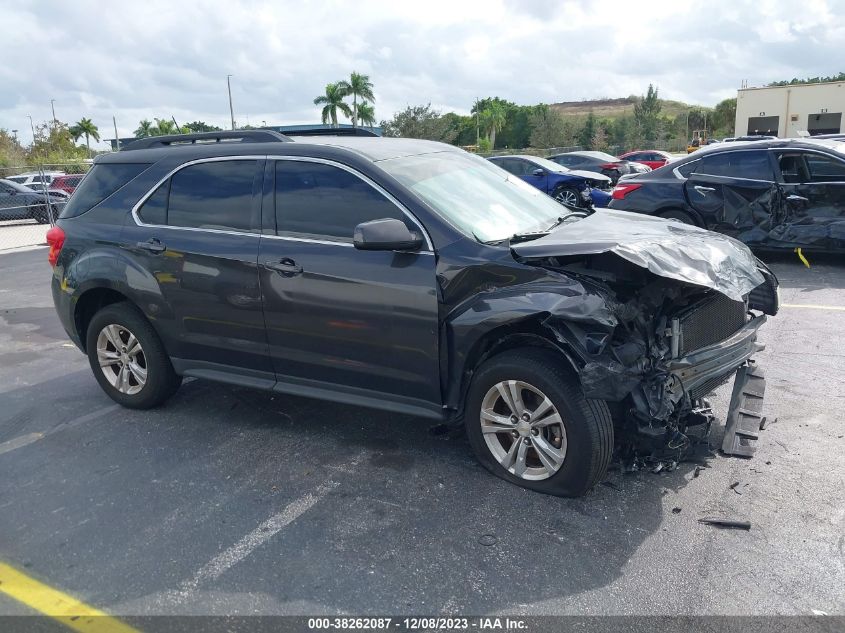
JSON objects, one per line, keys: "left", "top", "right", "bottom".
{"left": 532, "top": 168, "right": 546, "bottom": 177}
{"left": 353, "top": 218, "right": 423, "bottom": 252}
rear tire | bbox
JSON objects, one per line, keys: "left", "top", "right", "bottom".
{"left": 85, "top": 302, "right": 181, "bottom": 409}
{"left": 464, "top": 349, "right": 613, "bottom": 497}
{"left": 659, "top": 208, "right": 697, "bottom": 225}
{"left": 32, "top": 205, "right": 50, "bottom": 224}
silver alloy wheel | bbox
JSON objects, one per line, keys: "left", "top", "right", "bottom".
{"left": 480, "top": 380, "right": 568, "bottom": 481}
{"left": 554, "top": 188, "right": 580, "bottom": 207}
{"left": 96, "top": 324, "right": 147, "bottom": 395}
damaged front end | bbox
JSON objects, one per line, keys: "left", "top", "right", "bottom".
{"left": 510, "top": 210, "right": 779, "bottom": 465}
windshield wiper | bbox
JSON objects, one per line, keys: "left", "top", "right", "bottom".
{"left": 509, "top": 216, "right": 570, "bottom": 243}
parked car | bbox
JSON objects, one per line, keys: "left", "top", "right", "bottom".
{"left": 0, "top": 178, "right": 58, "bottom": 223}
{"left": 5, "top": 171, "right": 65, "bottom": 189}
{"left": 608, "top": 138, "right": 845, "bottom": 252}
{"left": 723, "top": 135, "right": 777, "bottom": 143}
{"left": 50, "top": 173, "right": 86, "bottom": 195}
{"left": 618, "top": 150, "right": 675, "bottom": 170}
{"left": 48, "top": 130, "right": 778, "bottom": 496}
{"left": 487, "top": 155, "right": 612, "bottom": 208}
{"left": 546, "top": 151, "right": 649, "bottom": 184}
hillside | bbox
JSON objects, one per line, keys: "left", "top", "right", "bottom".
{"left": 550, "top": 97, "right": 700, "bottom": 119}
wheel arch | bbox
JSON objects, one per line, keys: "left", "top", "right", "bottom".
{"left": 445, "top": 319, "right": 582, "bottom": 422}
{"left": 655, "top": 204, "right": 704, "bottom": 227}
{"left": 73, "top": 287, "right": 132, "bottom": 352}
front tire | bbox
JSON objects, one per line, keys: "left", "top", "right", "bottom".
{"left": 553, "top": 186, "right": 582, "bottom": 208}
{"left": 32, "top": 204, "right": 50, "bottom": 224}
{"left": 86, "top": 302, "right": 181, "bottom": 409}
{"left": 465, "top": 349, "right": 613, "bottom": 496}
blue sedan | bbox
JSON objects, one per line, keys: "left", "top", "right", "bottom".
{"left": 487, "top": 155, "right": 613, "bottom": 208}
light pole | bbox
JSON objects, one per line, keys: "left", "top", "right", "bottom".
{"left": 11, "top": 130, "right": 18, "bottom": 143}
{"left": 50, "top": 99, "right": 57, "bottom": 127}
{"left": 27, "top": 115, "right": 36, "bottom": 145}
{"left": 227, "top": 75, "right": 235, "bottom": 130}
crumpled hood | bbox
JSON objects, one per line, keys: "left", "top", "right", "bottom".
{"left": 567, "top": 169, "right": 612, "bottom": 183}
{"left": 511, "top": 209, "right": 765, "bottom": 301}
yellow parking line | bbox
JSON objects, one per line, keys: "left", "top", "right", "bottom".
{"left": 0, "top": 562, "right": 139, "bottom": 633}
{"left": 781, "top": 303, "right": 845, "bottom": 311}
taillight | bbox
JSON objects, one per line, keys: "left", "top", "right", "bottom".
{"left": 611, "top": 183, "right": 642, "bottom": 200}
{"left": 46, "top": 225, "right": 65, "bottom": 267}
{"left": 600, "top": 162, "right": 622, "bottom": 170}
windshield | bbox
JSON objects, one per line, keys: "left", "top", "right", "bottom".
{"left": 525, "top": 156, "right": 569, "bottom": 173}
{"left": 379, "top": 151, "right": 565, "bottom": 242}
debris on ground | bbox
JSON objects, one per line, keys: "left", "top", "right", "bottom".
{"left": 672, "top": 507, "right": 682, "bottom": 514}
{"left": 477, "top": 534, "right": 497, "bottom": 546}
{"left": 698, "top": 517, "right": 751, "bottom": 530}
{"left": 694, "top": 466, "right": 702, "bottom": 478}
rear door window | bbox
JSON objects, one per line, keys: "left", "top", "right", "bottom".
{"left": 805, "top": 153, "right": 845, "bottom": 181}
{"left": 167, "top": 160, "right": 259, "bottom": 231}
{"left": 696, "top": 151, "right": 774, "bottom": 181}
{"left": 60, "top": 163, "right": 150, "bottom": 218}
{"left": 274, "top": 160, "right": 409, "bottom": 242}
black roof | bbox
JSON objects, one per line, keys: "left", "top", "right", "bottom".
{"left": 100, "top": 131, "right": 458, "bottom": 165}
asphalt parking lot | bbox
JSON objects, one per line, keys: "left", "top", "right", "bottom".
{"left": 0, "top": 245, "right": 844, "bottom": 619}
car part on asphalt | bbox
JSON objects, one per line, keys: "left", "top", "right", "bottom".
{"left": 722, "top": 363, "right": 766, "bottom": 457}
{"left": 698, "top": 517, "right": 752, "bottom": 530}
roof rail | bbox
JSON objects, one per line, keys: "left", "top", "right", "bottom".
{"left": 282, "top": 127, "right": 379, "bottom": 137}
{"left": 120, "top": 130, "right": 292, "bottom": 151}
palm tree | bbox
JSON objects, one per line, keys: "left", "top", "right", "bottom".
{"left": 481, "top": 102, "right": 507, "bottom": 148}
{"left": 134, "top": 119, "right": 155, "bottom": 138}
{"left": 357, "top": 102, "right": 376, "bottom": 129}
{"left": 313, "top": 83, "right": 352, "bottom": 127}
{"left": 69, "top": 117, "right": 100, "bottom": 157}
{"left": 337, "top": 72, "right": 375, "bottom": 128}
{"left": 152, "top": 118, "right": 178, "bottom": 136}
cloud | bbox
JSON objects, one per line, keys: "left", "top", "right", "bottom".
{"left": 1, "top": 0, "right": 843, "bottom": 148}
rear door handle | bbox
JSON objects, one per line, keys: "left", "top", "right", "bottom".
{"left": 263, "top": 258, "right": 303, "bottom": 276}
{"left": 693, "top": 185, "right": 715, "bottom": 195}
{"left": 137, "top": 238, "right": 166, "bottom": 253}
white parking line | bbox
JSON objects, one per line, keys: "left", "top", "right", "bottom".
{"left": 781, "top": 303, "right": 845, "bottom": 311}
{"left": 0, "top": 404, "right": 120, "bottom": 457}
{"left": 177, "top": 457, "right": 360, "bottom": 597}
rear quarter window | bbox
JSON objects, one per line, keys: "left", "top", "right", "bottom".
{"left": 59, "top": 163, "right": 150, "bottom": 218}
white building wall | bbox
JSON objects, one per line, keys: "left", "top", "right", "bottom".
{"left": 735, "top": 82, "right": 845, "bottom": 138}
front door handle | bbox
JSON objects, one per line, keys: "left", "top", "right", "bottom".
{"left": 693, "top": 185, "right": 715, "bottom": 196}
{"left": 137, "top": 238, "right": 166, "bottom": 253}
{"left": 264, "top": 258, "right": 303, "bottom": 276}
{"left": 787, "top": 194, "right": 809, "bottom": 204}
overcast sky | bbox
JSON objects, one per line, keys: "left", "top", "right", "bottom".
{"left": 2, "top": 0, "right": 843, "bottom": 148}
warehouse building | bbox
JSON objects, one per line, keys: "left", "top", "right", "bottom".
{"left": 735, "top": 80, "right": 844, "bottom": 138}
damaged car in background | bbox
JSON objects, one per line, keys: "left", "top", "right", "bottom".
{"left": 50, "top": 133, "right": 778, "bottom": 498}
{"left": 608, "top": 138, "right": 845, "bottom": 252}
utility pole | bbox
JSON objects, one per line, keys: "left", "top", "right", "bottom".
{"left": 113, "top": 116, "right": 120, "bottom": 151}
{"left": 227, "top": 75, "right": 236, "bottom": 130}
{"left": 475, "top": 98, "right": 480, "bottom": 147}
{"left": 50, "top": 100, "right": 57, "bottom": 128}
{"left": 27, "top": 115, "right": 36, "bottom": 145}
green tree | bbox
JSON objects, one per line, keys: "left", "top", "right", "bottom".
{"left": 152, "top": 118, "right": 178, "bottom": 135}
{"left": 380, "top": 104, "right": 458, "bottom": 142}
{"left": 712, "top": 98, "right": 737, "bottom": 136}
{"left": 528, "top": 106, "right": 569, "bottom": 148}
{"left": 29, "top": 121, "right": 88, "bottom": 162}
{"left": 184, "top": 121, "right": 223, "bottom": 133}
{"left": 69, "top": 117, "right": 100, "bottom": 157}
{"left": 577, "top": 112, "right": 597, "bottom": 148}
{"left": 313, "top": 82, "right": 352, "bottom": 127}
{"left": 769, "top": 72, "right": 845, "bottom": 86}
{"left": 357, "top": 102, "right": 376, "bottom": 128}
{"left": 134, "top": 119, "right": 155, "bottom": 138}
{"left": 480, "top": 101, "right": 507, "bottom": 148}
{"left": 633, "top": 84, "right": 662, "bottom": 143}
{"left": 337, "top": 72, "right": 375, "bottom": 128}
{"left": 0, "top": 128, "right": 27, "bottom": 166}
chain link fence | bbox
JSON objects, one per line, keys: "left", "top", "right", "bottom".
{"left": 0, "top": 162, "right": 90, "bottom": 252}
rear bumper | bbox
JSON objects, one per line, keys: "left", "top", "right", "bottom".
{"left": 51, "top": 272, "right": 83, "bottom": 350}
